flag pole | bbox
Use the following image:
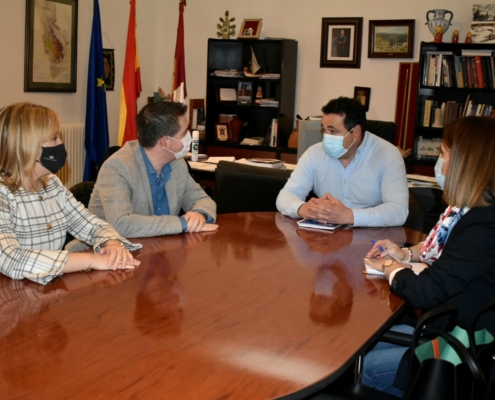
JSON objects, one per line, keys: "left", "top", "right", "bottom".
{"left": 172, "top": 0, "right": 187, "bottom": 103}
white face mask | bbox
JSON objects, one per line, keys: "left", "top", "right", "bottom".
{"left": 163, "top": 130, "right": 192, "bottom": 160}
{"left": 322, "top": 128, "right": 356, "bottom": 159}
{"left": 434, "top": 155, "right": 449, "bottom": 190}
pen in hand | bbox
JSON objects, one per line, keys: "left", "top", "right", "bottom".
{"left": 370, "top": 240, "right": 404, "bottom": 264}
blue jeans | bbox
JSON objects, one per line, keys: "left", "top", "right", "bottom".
{"left": 362, "top": 324, "right": 414, "bottom": 398}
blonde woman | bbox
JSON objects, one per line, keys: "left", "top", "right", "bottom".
{"left": 0, "top": 103, "right": 141, "bottom": 284}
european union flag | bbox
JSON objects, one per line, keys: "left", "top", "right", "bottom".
{"left": 84, "top": 0, "right": 109, "bottom": 181}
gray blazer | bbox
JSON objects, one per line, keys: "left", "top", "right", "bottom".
{"left": 88, "top": 141, "right": 216, "bottom": 237}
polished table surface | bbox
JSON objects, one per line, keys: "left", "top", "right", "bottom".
{"left": 0, "top": 212, "right": 425, "bottom": 399}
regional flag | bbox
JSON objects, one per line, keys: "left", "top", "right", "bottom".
{"left": 172, "top": 0, "right": 187, "bottom": 103}
{"left": 118, "top": 0, "right": 142, "bottom": 146}
{"left": 84, "top": 0, "right": 109, "bottom": 181}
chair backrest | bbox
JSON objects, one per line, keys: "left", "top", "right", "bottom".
{"left": 69, "top": 181, "right": 96, "bottom": 208}
{"left": 215, "top": 161, "right": 292, "bottom": 214}
{"left": 96, "top": 146, "right": 122, "bottom": 178}
{"left": 409, "top": 187, "right": 445, "bottom": 234}
{"left": 402, "top": 189, "right": 429, "bottom": 234}
{"left": 367, "top": 120, "right": 396, "bottom": 144}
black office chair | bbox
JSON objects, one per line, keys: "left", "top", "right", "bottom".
{"left": 96, "top": 146, "right": 121, "bottom": 178}
{"left": 306, "top": 304, "right": 459, "bottom": 400}
{"left": 402, "top": 189, "right": 429, "bottom": 234}
{"left": 69, "top": 181, "right": 96, "bottom": 208}
{"left": 409, "top": 187, "right": 445, "bottom": 234}
{"left": 65, "top": 181, "right": 96, "bottom": 245}
{"left": 215, "top": 161, "right": 292, "bottom": 214}
{"left": 367, "top": 120, "right": 396, "bottom": 145}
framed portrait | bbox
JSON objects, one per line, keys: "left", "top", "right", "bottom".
{"left": 238, "top": 19, "right": 263, "bottom": 39}
{"left": 368, "top": 20, "right": 415, "bottom": 59}
{"left": 103, "top": 49, "right": 115, "bottom": 91}
{"left": 354, "top": 86, "right": 371, "bottom": 111}
{"left": 320, "top": 17, "right": 363, "bottom": 68}
{"left": 24, "top": 0, "right": 78, "bottom": 92}
{"left": 216, "top": 87, "right": 237, "bottom": 103}
{"left": 215, "top": 123, "right": 230, "bottom": 141}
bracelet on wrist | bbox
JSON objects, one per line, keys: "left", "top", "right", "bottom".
{"left": 402, "top": 247, "right": 413, "bottom": 263}
{"left": 101, "top": 239, "right": 125, "bottom": 248}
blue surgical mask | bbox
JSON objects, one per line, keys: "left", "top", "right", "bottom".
{"left": 162, "top": 130, "right": 192, "bottom": 160}
{"left": 322, "top": 128, "right": 356, "bottom": 159}
{"left": 434, "top": 155, "right": 449, "bottom": 189}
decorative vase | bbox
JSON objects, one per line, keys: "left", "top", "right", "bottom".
{"left": 229, "top": 116, "right": 242, "bottom": 143}
{"left": 287, "top": 120, "right": 299, "bottom": 148}
{"left": 425, "top": 9, "right": 454, "bottom": 39}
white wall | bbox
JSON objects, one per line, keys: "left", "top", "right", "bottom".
{"left": 0, "top": 0, "right": 477, "bottom": 145}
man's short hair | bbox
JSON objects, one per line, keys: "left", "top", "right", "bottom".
{"left": 136, "top": 101, "right": 188, "bottom": 148}
{"left": 321, "top": 96, "right": 367, "bottom": 132}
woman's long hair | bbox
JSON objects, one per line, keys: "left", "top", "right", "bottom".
{"left": 0, "top": 103, "right": 59, "bottom": 192}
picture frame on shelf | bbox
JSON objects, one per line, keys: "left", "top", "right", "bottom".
{"left": 320, "top": 17, "right": 363, "bottom": 68}
{"left": 368, "top": 20, "right": 415, "bottom": 59}
{"left": 24, "top": 0, "right": 78, "bottom": 92}
{"left": 354, "top": 86, "right": 371, "bottom": 111}
{"left": 237, "top": 81, "right": 253, "bottom": 105}
{"left": 215, "top": 123, "right": 230, "bottom": 141}
{"left": 216, "top": 88, "right": 237, "bottom": 103}
{"left": 238, "top": 19, "right": 263, "bottom": 39}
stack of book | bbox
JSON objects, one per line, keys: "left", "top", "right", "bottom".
{"left": 423, "top": 49, "right": 495, "bottom": 89}
{"left": 240, "top": 137, "right": 264, "bottom": 146}
{"left": 259, "top": 98, "right": 279, "bottom": 107}
{"left": 211, "top": 69, "right": 243, "bottom": 77}
{"left": 260, "top": 73, "right": 280, "bottom": 79}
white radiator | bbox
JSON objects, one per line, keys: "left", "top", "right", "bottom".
{"left": 57, "top": 124, "right": 85, "bottom": 188}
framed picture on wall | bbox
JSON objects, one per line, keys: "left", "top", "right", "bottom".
{"left": 24, "top": 0, "right": 78, "bottom": 92}
{"left": 320, "top": 17, "right": 363, "bottom": 68}
{"left": 368, "top": 20, "right": 415, "bottom": 58}
{"left": 354, "top": 86, "right": 371, "bottom": 111}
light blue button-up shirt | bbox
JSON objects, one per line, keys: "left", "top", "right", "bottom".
{"left": 276, "top": 132, "right": 408, "bottom": 227}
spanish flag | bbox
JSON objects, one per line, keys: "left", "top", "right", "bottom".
{"left": 118, "top": 0, "right": 142, "bottom": 146}
{"left": 172, "top": 0, "right": 187, "bottom": 103}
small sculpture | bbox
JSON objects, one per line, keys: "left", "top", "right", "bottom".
{"left": 217, "top": 10, "right": 236, "bottom": 39}
{"left": 434, "top": 26, "right": 443, "bottom": 42}
{"left": 465, "top": 31, "right": 473, "bottom": 44}
{"left": 452, "top": 29, "right": 459, "bottom": 44}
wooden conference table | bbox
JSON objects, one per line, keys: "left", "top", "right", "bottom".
{"left": 0, "top": 212, "right": 425, "bottom": 399}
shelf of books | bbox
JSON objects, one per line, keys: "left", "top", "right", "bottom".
{"left": 413, "top": 42, "right": 495, "bottom": 171}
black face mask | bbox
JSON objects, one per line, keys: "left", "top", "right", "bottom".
{"left": 38, "top": 143, "right": 67, "bottom": 173}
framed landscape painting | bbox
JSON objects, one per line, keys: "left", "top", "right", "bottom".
{"left": 24, "top": 0, "right": 78, "bottom": 92}
{"left": 368, "top": 20, "right": 415, "bottom": 59}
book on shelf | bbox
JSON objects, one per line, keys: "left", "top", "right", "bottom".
{"left": 423, "top": 99, "right": 433, "bottom": 127}
{"left": 461, "top": 94, "right": 471, "bottom": 117}
{"left": 239, "top": 158, "right": 285, "bottom": 169}
{"left": 296, "top": 219, "right": 343, "bottom": 231}
{"left": 269, "top": 118, "right": 278, "bottom": 147}
{"left": 474, "top": 56, "right": 485, "bottom": 89}
{"left": 453, "top": 56, "right": 464, "bottom": 87}
{"left": 424, "top": 52, "right": 495, "bottom": 89}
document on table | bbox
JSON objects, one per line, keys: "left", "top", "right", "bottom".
{"left": 363, "top": 260, "right": 428, "bottom": 277}
{"left": 188, "top": 161, "right": 217, "bottom": 172}
{"left": 205, "top": 157, "right": 236, "bottom": 164}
